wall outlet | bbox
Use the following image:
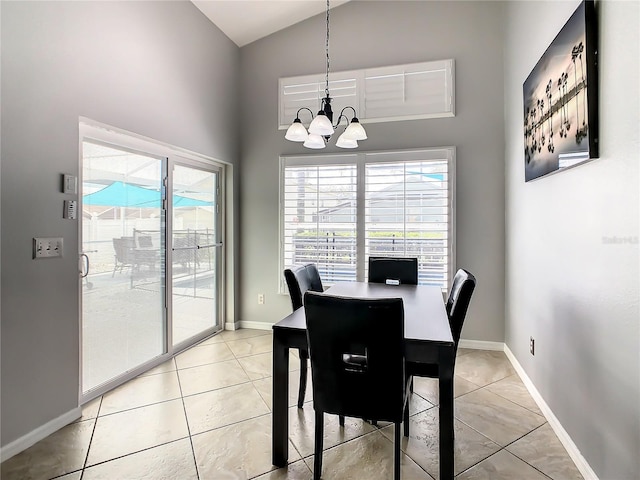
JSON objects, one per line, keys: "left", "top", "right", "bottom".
{"left": 63, "top": 200, "right": 77, "bottom": 220}
{"left": 33, "top": 237, "right": 64, "bottom": 259}
{"left": 258, "top": 293, "right": 265, "bottom": 305}
{"left": 530, "top": 336, "right": 535, "bottom": 356}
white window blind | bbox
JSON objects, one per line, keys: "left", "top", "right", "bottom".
{"left": 280, "top": 148, "right": 455, "bottom": 290}
{"left": 279, "top": 60, "right": 454, "bottom": 129}
{"left": 363, "top": 151, "right": 452, "bottom": 287}
{"left": 279, "top": 72, "right": 359, "bottom": 130}
{"left": 363, "top": 60, "right": 455, "bottom": 121}
{"left": 281, "top": 155, "right": 358, "bottom": 285}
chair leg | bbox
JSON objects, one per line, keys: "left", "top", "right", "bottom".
{"left": 339, "top": 415, "right": 345, "bottom": 426}
{"left": 314, "top": 411, "right": 324, "bottom": 480}
{"left": 394, "top": 421, "right": 401, "bottom": 480}
{"left": 403, "top": 400, "right": 410, "bottom": 437}
{"left": 297, "top": 349, "right": 308, "bottom": 408}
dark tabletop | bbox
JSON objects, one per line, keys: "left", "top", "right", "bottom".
{"left": 274, "top": 282, "right": 453, "bottom": 346}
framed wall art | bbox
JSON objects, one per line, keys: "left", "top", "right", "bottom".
{"left": 523, "top": 0, "right": 599, "bottom": 182}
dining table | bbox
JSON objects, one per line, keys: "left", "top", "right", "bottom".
{"left": 271, "top": 281, "right": 456, "bottom": 480}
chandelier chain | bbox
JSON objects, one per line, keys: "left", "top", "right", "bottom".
{"left": 284, "top": 0, "right": 367, "bottom": 148}
{"left": 325, "top": 0, "right": 330, "bottom": 97}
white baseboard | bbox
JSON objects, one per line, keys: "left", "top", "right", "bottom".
{"left": 233, "top": 321, "right": 273, "bottom": 331}
{"left": 503, "top": 345, "right": 598, "bottom": 480}
{"left": 0, "top": 407, "right": 82, "bottom": 463}
{"left": 458, "top": 339, "right": 504, "bottom": 351}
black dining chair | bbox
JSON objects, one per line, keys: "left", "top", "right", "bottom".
{"left": 368, "top": 256, "right": 419, "bottom": 285}
{"left": 404, "top": 268, "right": 476, "bottom": 436}
{"left": 283, "top": 264, "right": 324, "bottom": 408}
{"left": 304, "top": 291, "right": 411, "bottom": 480}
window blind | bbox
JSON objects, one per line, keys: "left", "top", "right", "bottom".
{"left": 280, "top": 148, "right": 455, "bottom": 290}
{"left": 363, "top": 60, "right": 455, "bottom": 121}
{"left": 279, "top": 72, "right": 359, "bottom": 130}
{"left": 279, "top": 60, "right": 454, "bottom": 129}
{"left": 281, "top": 156, "right": 358, "bottom": 285}
{"left": 364, "top": 153, "right": 452, "bottom": 288}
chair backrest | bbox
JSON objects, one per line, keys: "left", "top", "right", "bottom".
{"left": 113, "top": 237, "right": 135, "bottom": 263}
{"left": 284, "top": 264, "right": 324, "bottom": 311}
{"left": 368, "top": 257, "right": 418, "bottom": 285}
{"left": 137, "top": 235, "right": 153, "bottom": 248}
{"left": 446, "top": 269, "right": 476, "bottom": 347}
{"left": 304, "top": 291, "right": 406, "bottom": 422}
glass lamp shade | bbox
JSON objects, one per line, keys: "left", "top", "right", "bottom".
{"left": 336, "top": 133, "right": 358, "bottom": 149}
{"left": 285, "top": 119, "right": 309, "bottom": 142}
{"left": 303, "top": 134, "right": 326, "bottom": 149}
{"left": 308, "top": 113, "right": 335, "bottom": 136}
{"left": 342, "top": 118, "right": 367, "bottom": 140}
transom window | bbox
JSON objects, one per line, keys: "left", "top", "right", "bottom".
{"left": 280, "top": 147, "right": 455, "bottom": 290}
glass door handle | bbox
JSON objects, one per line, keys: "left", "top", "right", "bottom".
{"left": 80, "top": 253, "right": 90, "bottom": 278}
{"left": 172, "top": 242, "right": 223, "bottom": 251}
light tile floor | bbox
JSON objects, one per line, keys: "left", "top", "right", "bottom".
{"left": 1, "top": 329, "right": 584, "bottom": 480}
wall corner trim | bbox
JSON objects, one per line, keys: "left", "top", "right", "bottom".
{"left": 0, "top": 407, "right": 82, "bottom": 463}
{"left": 503, "top": 345, "right": 599, "bottom": 480}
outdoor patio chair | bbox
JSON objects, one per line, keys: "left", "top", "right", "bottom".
{"left": 112, "top": 237, "right": 136, "bottom": 277}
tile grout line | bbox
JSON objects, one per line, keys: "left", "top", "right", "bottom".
{"left": 175, "top": 356, "right": 201, "bottom": 480}
{"left": 4, "top": 343, "right": 577, "bottom": 480}
{"left": 499, "top": 423, "right": 559, "bottom": 480}
{"left": 78, "top": 395, "right": 104, "bottom": 480}
{"left": 452, "top": 416, "right": 554, "bottom": 478}
{"left": 481, "top": 373, "right": 547, "bottom": 415}
{"left": 76, "top": 359, "right": 196, "bottom": 475}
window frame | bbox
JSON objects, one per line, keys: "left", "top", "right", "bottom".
{"left": 279, "top": 147, "right": 456, "bottom": 293}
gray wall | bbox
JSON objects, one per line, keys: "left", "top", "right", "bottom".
{"left": 239, "top": 1, "right": 506, "bottom": 341}
{"left": 503, "top": 1, "right": 639, "bottom": 478}
{"left": 0, "top": 1, "right": 240, "bottom": 447}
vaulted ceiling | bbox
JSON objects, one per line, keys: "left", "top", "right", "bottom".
{"left": 191, "top": 0, "right": 350, "bottom": 47}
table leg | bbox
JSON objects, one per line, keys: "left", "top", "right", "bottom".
{"left": 272, "top": 332, "right": 289, "bottom": 467}
{"left": 439, "top": 346, "right": 455, "bottom": 480}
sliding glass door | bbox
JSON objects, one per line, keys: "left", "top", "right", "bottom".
{"left": 171, "top": 162, "right": 222, "bottom": 347}
{"left": 81, "top": 141, "right": 166, "bottom": 394}
{"left": 80, "top": 130, "right": 225, "bottom": 399}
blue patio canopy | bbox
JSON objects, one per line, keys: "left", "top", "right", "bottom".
{"left": 83, "top": 181, "right": 212, "bottom": 207}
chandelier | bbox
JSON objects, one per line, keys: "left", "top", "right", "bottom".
{"left": 284, "top": 0, "right": 367, "bottom": 149}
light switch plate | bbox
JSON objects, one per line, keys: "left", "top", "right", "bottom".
{"left": 63, "top": 174, "right": 77, "bottom": 194}
{"left": 33, "top": 237, "right": 64, "bottom": 259}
